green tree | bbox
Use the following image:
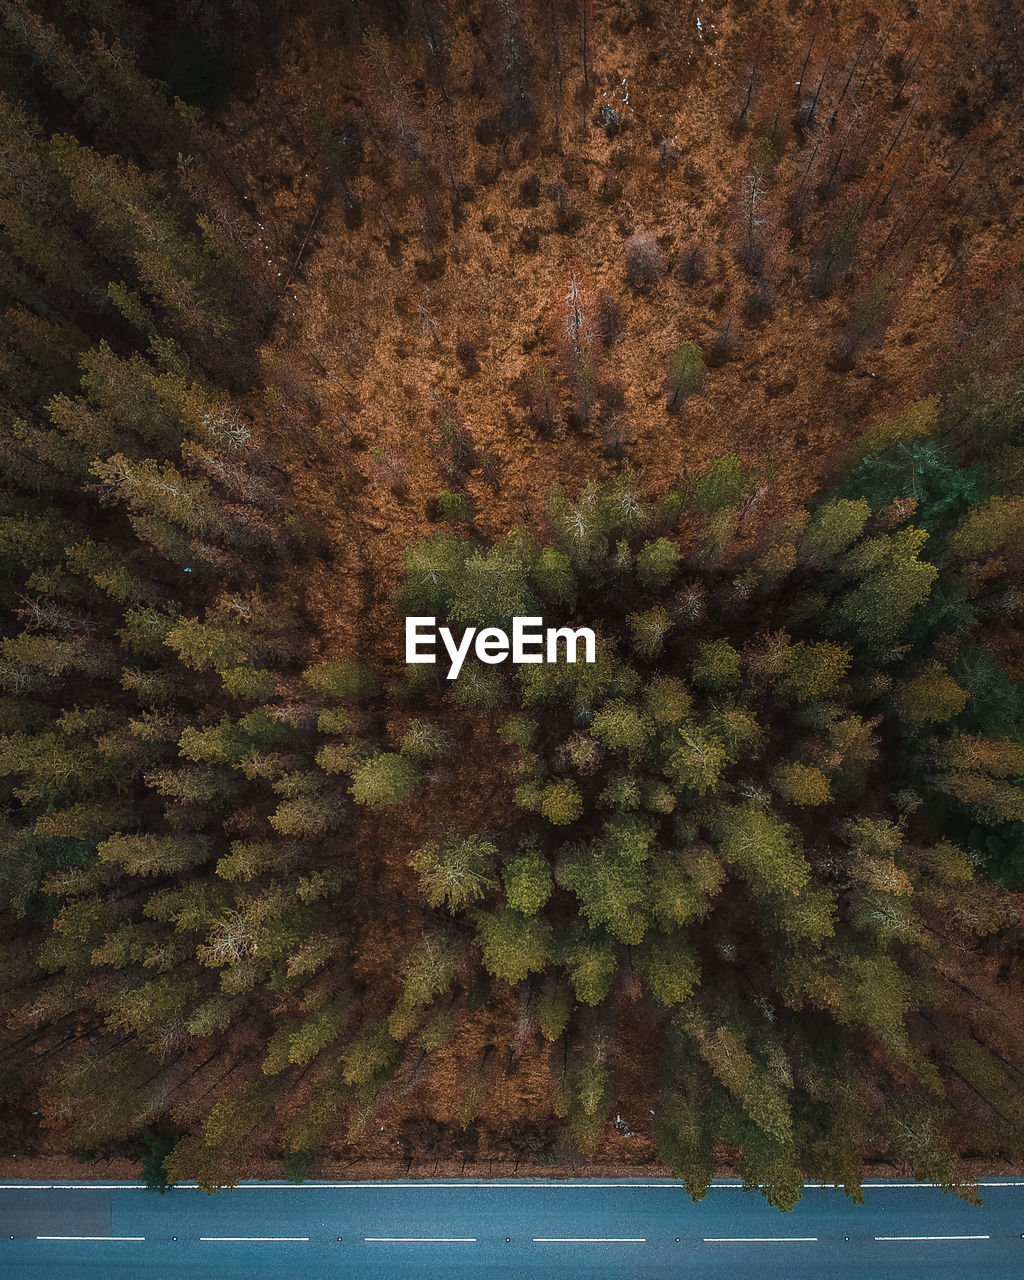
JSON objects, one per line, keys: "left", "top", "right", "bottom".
{"left": 303, "top": 660, "right": 380, "bottom": 700}
{"left": 800, "top": 498, "right": 870, "bottom": 565}
{"left": 410, "top": 834, "right": 498, "bottom": 910}
{"left": 590, "top": 700, "right": 653, "bottom": 763}
{"left": 773, "top": 761, "right": 832, "bottom": 807}
{"left": 637, "top": 537, "right": 679, "bottom": 588}
{"left": 350, "top": 753, "right": 421, "bottom": 806}
{"left": 628, "top": 605, "right": 673, "bottom": 659}
{"left": 691, "top": 640, "right": 742, "bottom": 691}
{"left": 559, "top": 930, "right": 620, "bottom": 1005}
{"left": 894, "top": 666, "right": 970, "bottom": 725}
{"left": 636, "top": 933, "right": 699, "bottom": 1005}
{"left": 540, "top": 778, "right": 583, "bottom": 825}
{"left": 536, "top": 979, "right": 574, "bottom": 1039}
{"left": 474, "top": 908, "right": 553, "bottom": 984}
{"left": 503, "top": 850, "right": 553, "bottom": 913}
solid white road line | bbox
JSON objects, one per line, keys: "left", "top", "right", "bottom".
{"left": 199, "top": 1236, "right": 309, "bottom": 1242}
{"left": 704, "top": 1237, "right": 818, "bottom": 1243}
{"left": 35, "top": 1235, "right": 144, "bottom": 1241}
{"left": 875, "top": 1235, "right": 991, "bottom": 1241}
{"left": 364, "top": 1237, "right": 477, "bottom": 1242}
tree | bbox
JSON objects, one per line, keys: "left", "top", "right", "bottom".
{"left": 504, "top": 850, "right": 553, "bottom": 912}
{"left": 636, "top": 933, "right": 699, "bottom": 1005}
{"left": 399, "top": 933, "right": 463, "bottom": 1008}
{"left": 553, "top": 262, "right": 599, "bottom": 422}
{"left": 557, "top": 844, "right": 649, "bottom": 944}
{"left": 268, "top": 793, "right": 334, "bottom": 837}
{"left": 410, "top": 834, "right": 498, "bottom": 910}
{"left": 559, "top": 930, "right": 619, "bottom": 1005}
{"left": 662, "top": 722, "right": 728, "bottom": 796}
{"left": 732, "top": 167, "right": 782, "bottom": 276}
{"left": 628, "top": 605, "right": 673, "bottom": 659}
{"left": 341, "top": 1020, "right": 400, "bottom": 1088}
{"left": 646, "top": 677, "right": 692, "bottom": 723}
{"left": 52, "top": 135, "right": 236, "bottom": 335}
{"left": 400, "top": 719, "right": 451, "bottom": 760}
{"left": 97, "top": 833, "right": 212, "bottom": 877}
{"left": 692, "top": 640, "right": 742, "bottom": 691}
{"left": 350, "top": 753, "right": 421, "bottom": 806}
{"left": 894, "top": 666, "right": 970, "bottom": 725}
{"left": 437, "top": 489, "right": 471, "bottom": 521}
{"left": 540, "top": 778, "right": 583, "bottom": 825}
{"left": 800, "top": 498, "right": 870, "bottom": 565}
{"left": 773, "top": 761, "right": 832, "bottom": 806}
{"left": 950, "top": 496, "right": 1024, "bottom": 560}
{"left": 779, "top": 641, "right": 851, "bottom": 701}
{"left": 829, "top": 527, "right": 938, "bottom": 650}
{"left": 303, "top": 661, "right": 380, "bottom": 700}
{"left": 536, "top": 979, "right": 574, "bottom": 1039}
{"left": 637, "top": 537, "right": 679, "bottom": 589}
{"left": 590, "top": 700, "right": 653, "bottom": 764}
{"left": 475, "top": 908, "right": 552, "bottom": 984}
{"left": 836, "top": 270, "right": 899, "bottom": 367}
{"left": 714, "top": 805, "right": 811, "bottom": 899}
{"left": 930, "top": 735, "right": 1024, "bottom": 825}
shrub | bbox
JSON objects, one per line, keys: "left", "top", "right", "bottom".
{"left": 519, "top": 173, "right": 541, "bottom": 205}
{"left": 437, "top": 490, "right": 471, "bottom": 522}
{"left": 665, "top": 342, "right": 706, "bottom": 410}
{"left": 624, "top": 232, "right": 666, "bottom": 288}
{"left": 676, "top": 241, "right": 708, "bottom": 285}
{"left": 598, "top": 292, "right": 625, "bottom": 347}
{"left": 455, "top": 339, "right": 479, "bottom": 374}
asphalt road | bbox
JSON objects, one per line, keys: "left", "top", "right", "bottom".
{"left": 1, "top": 1177, "right": 1023, "bottom": 1278}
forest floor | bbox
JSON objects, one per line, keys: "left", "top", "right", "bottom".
{"left": 233, "top": 0, "right": 1024, "bottom": 665}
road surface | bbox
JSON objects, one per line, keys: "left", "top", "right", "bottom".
{"left": 2, "top": 1176, "right": 1023, "bottom": 1277}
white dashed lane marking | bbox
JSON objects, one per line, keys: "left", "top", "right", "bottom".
{"left": 364, "top": 1236, "right": 477, "bottom": 1242}
{"left": 704, "top": 1236, "right": 818, "bottom": 1243}
{"left": 875, "top": 1235, "right": 991, "bottom": 1241}
{"left": 533, "top": 1237, "right": 646, "bottom": 1242}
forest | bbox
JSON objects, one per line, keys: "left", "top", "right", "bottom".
{"left": 0, "top": 0, "right": 1023, "bottom": 1210}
